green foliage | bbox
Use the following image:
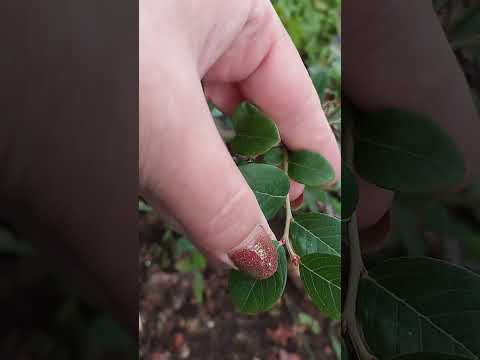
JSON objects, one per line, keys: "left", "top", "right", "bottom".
{"left": 239, "top": 163, "right": 290, "bottom": 220}
{"left": 208, "top": 0, "right": 342, "bottom": 337}
{"left": 287, "top": 150, "right": 335, "bottom": 187}
{"left": 358, "top": 257, "right": 480, "bottom": 359}
{"left": 354, "top": 109, "right": 465, "bottom": 193}
{"left": 229, "top": 102, "right": 280, "bottom": 157}
{"left": 346, "top": 105, "right": 480, "bottom": 358}
{"left": 310, "top": 63, "right": 341, "bottom": 101}
{"left": 193, "top": 272, "right": 205, "bottom": 304}
{"left": 272, "top": 0, "right": 341, "bottom": 102}
{"left": 297, "top": 312, "right": 321, "bottom": 334}
{"left": 228, "top": 240, "right": 287, "bottom": 314}
{"left": 225, "top": 101, "right": 341, "bottom": 319}
{"left": 262, "top": 147, "right": 283, "bottom": 166}
{"left": 346, "top": 103, "right": 480, "bottom": 359}
{"left": 300, "top": 253, "right": 341, "bottom": 320}
{"left": 290, "top": 213, "right": 341, "bottom": 257}
{"left": 272, "top": 0, "right": 340, "bottom": 66}
{"left": 175, "top": 251, "right": 206, "bottom": 273}
{"left": 175, "top": 237, "right": 207, "bottom": 303}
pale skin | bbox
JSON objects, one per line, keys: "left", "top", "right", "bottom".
{"left": 139, "top": 0, "right": 340, "bottom": 272}
{"left": 1, "top": 0, "right": 478, "bottom": 333}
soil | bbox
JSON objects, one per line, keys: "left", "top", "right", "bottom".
{"left": 139, "top": 214, "right": 338, "bottom": 360}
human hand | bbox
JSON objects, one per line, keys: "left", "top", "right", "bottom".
{"left": 139, "top": 0, "right": 341, "bottom": 278}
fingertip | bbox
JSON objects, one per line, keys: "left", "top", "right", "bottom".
{"left": 227, "top": 224, "right": 278, "bottom": 279}
{"left": 356, "top": 175, "right": 394, "bottom": 230}
{"left": 289, "top": 180, "right": 304, "bottom": 201}
{"left": 290, "top": 192, "right": 304, "bottom": 210}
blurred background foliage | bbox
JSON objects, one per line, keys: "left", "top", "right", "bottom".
{"left": 273, "top": 0, "right": 341, "bottom": 100}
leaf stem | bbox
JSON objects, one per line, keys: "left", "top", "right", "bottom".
{"left": 282, "top": 148, "right": 300, "bottom": 266}
{"left": 342, "top": 117, "right": 377, "bottom": 360}
{"left": 343, "top": 215, "right": 376, "bottom": 359}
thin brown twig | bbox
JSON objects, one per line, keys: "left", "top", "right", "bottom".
{"left": 282, "top": 148, "right": 300, "bottom": 265}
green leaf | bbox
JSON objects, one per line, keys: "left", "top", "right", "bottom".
{"left": 176, "top": 251, "right": 206, "bottom": 273}
{"left": 354, "top": 109, "right": 465, "bottom": 193}
{"left": 228, "top": 241, "right": 287, "bottom": 314}
{"left": 298, "top": 312, "right": 321, "bottom": 334}
{"left": 341, "top": 163, "right": 358, "bottom": 220}
{"left": 263, "top": 147, "right": 283, "bottom": 166}
{"left": 193, "top": 272, "right": 205, "bottom": 304}
{"left": 230, "top": 102, "right": 280, "bottom": 157}
{"left": 303, "top": 188, "right": 323, "bottom": 213}
{"left": 358, "top": 257, "right": 480, "bottom": 359}
{"left": 175, "top": 236, "right": 196, "bottom": 256}
{"left": 288, "top": 150, "right": 335, "bottom": 187}
{"left": 310, "top": 65, "right": 327, "bottom": 99}
{"left": 300, "top": 253, "right": 341, "bottom": 320}
{"left": 239, "top": 164, "right": 290, "bottom": 219}
{"left": 290, "top": 213, "right": 341, "bottom": 257}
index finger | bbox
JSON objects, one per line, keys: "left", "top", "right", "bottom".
{"left": 239, "top": 4, "right": 341, "bottom": 181}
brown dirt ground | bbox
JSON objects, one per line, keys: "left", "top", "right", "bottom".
{"left": 139, "top": 214, "right": 338, "bottom": 360}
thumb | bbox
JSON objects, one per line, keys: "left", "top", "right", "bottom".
{"left": 140, "top": 68, "right": 278, "bottom": 279}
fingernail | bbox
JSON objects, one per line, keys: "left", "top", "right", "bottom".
{"left": 227, "top": 225, "right": 278, "bottom": 280}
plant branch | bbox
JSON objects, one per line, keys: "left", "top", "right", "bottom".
{"left": 342, "top": 215, "right": 376, "bottom": 359}
{"left": 342, "top": 118, "right": 377, "bottom": 359}
{"left": 282, "top": 148, "right": 300, "bottom": 265}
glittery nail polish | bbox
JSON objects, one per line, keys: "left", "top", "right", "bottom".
{"left": 227, "top": 225, "right": 278, "bottom": 279}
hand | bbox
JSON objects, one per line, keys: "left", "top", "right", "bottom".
{"left": 139, "top": 0, "right": 341, "bottom": 278}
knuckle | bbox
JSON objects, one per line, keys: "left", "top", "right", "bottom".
{"left": 201, "top": 185, "right": 259, "bottom": 251}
